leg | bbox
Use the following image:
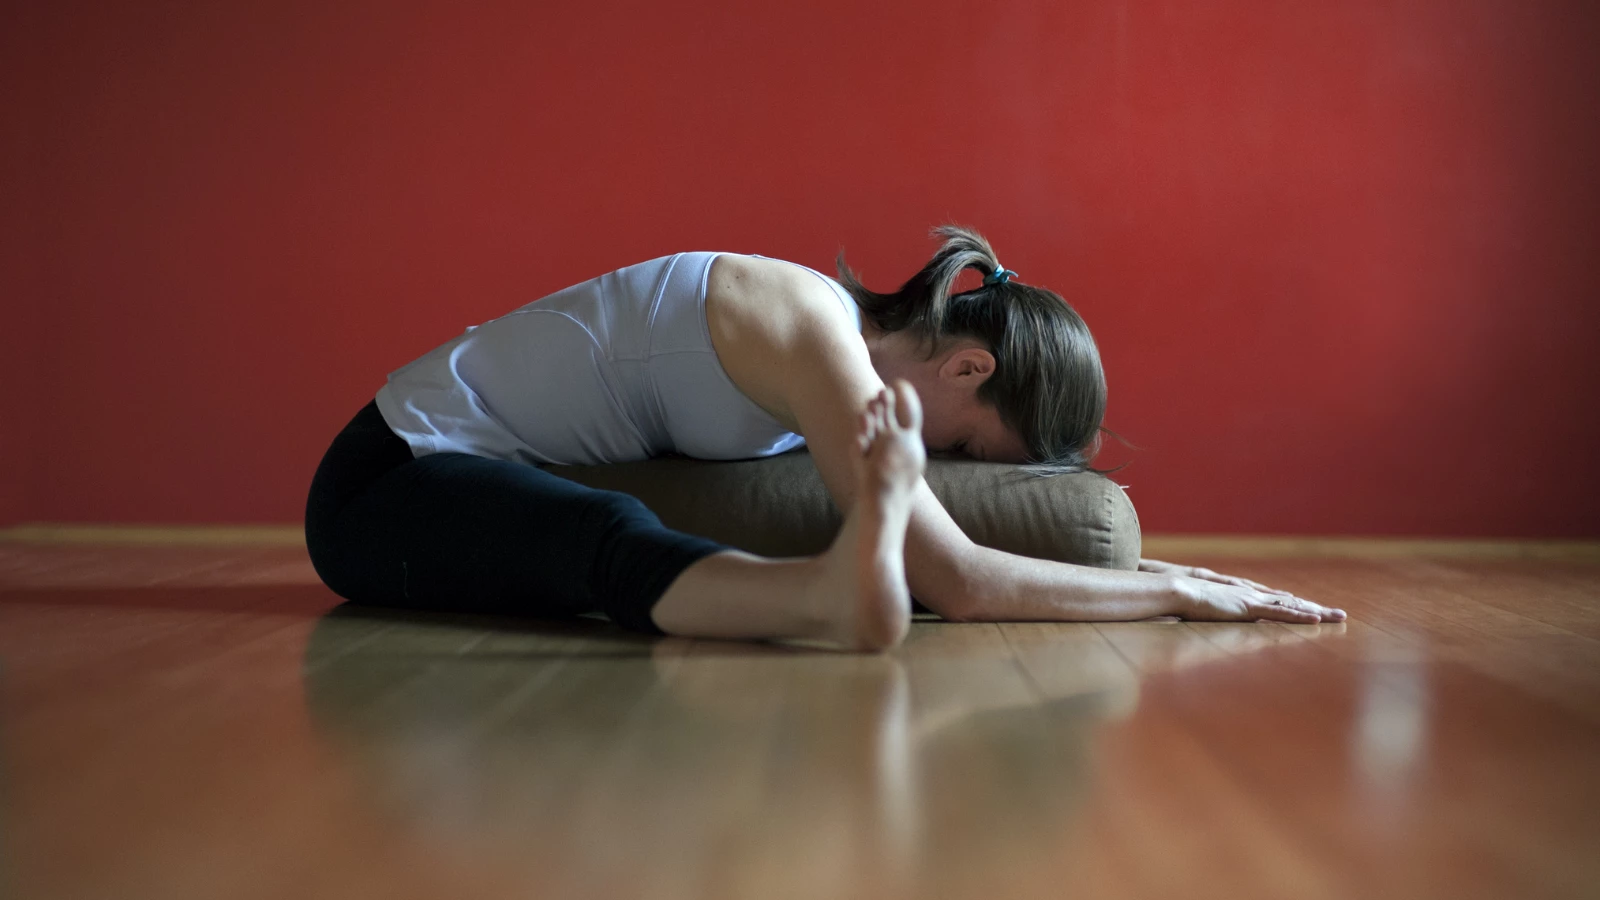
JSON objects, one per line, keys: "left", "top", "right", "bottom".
{"left": 306, "top": 379, "right": 925, "bottom": 651}
{"left": 652, "top": 379, "right": 927, "bottom": 650}
{"left": 306, "top": 401, "right": 727, "bottom": 632}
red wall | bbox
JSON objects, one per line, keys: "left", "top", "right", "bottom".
{"left": 1, "top": 2, "right": 48, "bottom": 529}
{"left": 5, "top": 0, "right": 1598, "bottom": 536}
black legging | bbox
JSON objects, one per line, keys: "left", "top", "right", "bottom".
{"left": 303, "top": 401, "right": 731, "bottom": 634}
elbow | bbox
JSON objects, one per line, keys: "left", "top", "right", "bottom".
{"left": 909, "top": 539, "right": 990, "bottom": 622}
{"left": 934, "top": 599, "right": 985, "bottom": 623}
{"left": 916, "top": 580, "right": 988, "bottom": 623}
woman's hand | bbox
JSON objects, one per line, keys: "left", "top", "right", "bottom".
{"left": 1139, "top": 558, "right": 1345, "bottom": 623}
{"left": 1158, "top": 569, "right": 1346, "bottom": 624}
{"left": 1139, "top": 557, "right": 1297, "bottom": 597}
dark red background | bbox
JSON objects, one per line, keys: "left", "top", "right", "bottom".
{"left": 4, "top": 1, "right": 1597, "bottom": 536}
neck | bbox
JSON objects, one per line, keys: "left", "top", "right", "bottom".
{"left": 862, "top": 321, "right": 924, "bottom": 386}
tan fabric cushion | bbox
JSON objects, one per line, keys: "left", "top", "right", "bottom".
{"left": 542, "top": 449, "right": 1141, "bottom": 570}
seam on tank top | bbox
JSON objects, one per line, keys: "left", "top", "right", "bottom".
{"left": 471, "top": 306, "right": 611, "bottom": 357}
{"left": 374, "top": 384, "right": 444, "bottom": 458}
{"left": 645, "top": 253, "right": 677, "bottom": 349}
{"left": 430, "top": 362, "right": 549, "bottom": 462}
{"left": 503, "top": 307, "right": 655, "bottom": 457}
{"left": 638, "top": 253, "right": 683, "bottom": 439}
{"left": 693, "top": 254, "right": 783, "bottom": 426}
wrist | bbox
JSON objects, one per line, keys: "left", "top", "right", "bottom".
{"left": 1159, "top": 573, "right": 1193, "bottom": 617}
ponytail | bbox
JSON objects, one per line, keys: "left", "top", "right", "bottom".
{"left": 836, "top": 225, "right": 1005, "bottom": 357}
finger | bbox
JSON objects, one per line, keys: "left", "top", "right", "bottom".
{"left": 1197, "top": 568, "right": 1294, "bottom": 597}
{"left": 1269, "top": 594, "right": 1347, "bottom": 623}
{"left": 1251, "top": 601, "right": 1321, "bottom": 624}
{"left": 1278, "top": 593, "right": 1346, "bottom": 621}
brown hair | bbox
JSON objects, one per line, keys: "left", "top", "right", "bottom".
{"left": 836, "top": 225, "right": 1123, "bottom": 476}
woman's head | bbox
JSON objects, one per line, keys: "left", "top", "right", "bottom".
{"left": 837, "top": 225, "right": 1111, "bottom": 475}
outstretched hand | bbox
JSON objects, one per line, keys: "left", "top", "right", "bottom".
{"left": 1138, "top": 557, "right": 1347, "bottom": 623}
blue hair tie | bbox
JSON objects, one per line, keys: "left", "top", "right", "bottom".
{"left": 983, "top": 264, "right": 1018, "bottom": 286}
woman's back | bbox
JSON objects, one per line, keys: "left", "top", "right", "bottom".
{"left": 374, "top": 251, "right": 860, "bottom": 465}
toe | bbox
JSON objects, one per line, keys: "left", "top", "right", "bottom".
{"left": 891, "top": 379, "right": 921, "bottom": 431}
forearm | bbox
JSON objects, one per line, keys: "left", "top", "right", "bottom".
{"left": 902, "top": 484, "right": 1179, "bottom": 622}
{"left": 938, "top": 543, "right": 1180, "bottom": 621}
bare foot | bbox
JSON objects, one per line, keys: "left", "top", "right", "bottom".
{"left": 805, "top": 379, "right": 927, "bottom": 651}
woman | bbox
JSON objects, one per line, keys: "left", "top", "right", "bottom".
{"left": 305, "top": 226, "right": 1344, "bottom": 651}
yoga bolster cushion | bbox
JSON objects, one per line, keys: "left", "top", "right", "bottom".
{"left": 542, "top": 449, "right": 1141, "bottom": 570}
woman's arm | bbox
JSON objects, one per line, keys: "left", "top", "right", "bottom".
{"left": 923, "top": 540, "right": 1341, "bottom": 623}
{"left": 708, "top": 258, "right": 1340, "bottom": 624}
{"left": 752, "top": 281, "right": 1338, "bottom": 624}
{"left": 758, "top": 294, "right": 1324, "bottom": 624}
{"left": 785, "top": 356, "right": 1335, "bottom": 623}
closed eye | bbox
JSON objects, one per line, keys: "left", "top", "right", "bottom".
{"left": 934, "top": 441, "right": 978, "bottom": 461}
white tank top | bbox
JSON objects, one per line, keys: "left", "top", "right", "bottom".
{"left": 374, "top": 252, "right": 862, "bottom": 466}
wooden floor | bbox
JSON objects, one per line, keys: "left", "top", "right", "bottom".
{"left": 1, "top": 543, "right": 1597, "bottom": 900}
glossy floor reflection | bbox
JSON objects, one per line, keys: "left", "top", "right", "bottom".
{"left": 1, "top": 546, "right": 1597, "bottom": 899}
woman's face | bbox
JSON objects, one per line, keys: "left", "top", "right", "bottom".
{"left": 864, "top": 326, "right": 1029, "bottom": 463}
{"left": 920, "top": 386, "right": 1029, "bottom": 464}
{"left": 895, "top": 342, "right": 1029, "bottom": 464}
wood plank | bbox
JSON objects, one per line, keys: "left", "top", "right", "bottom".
{"left": 2, "top": 543, "right": 1597, "bottom": 899}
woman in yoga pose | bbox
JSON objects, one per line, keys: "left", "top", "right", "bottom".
{"left": 305, "top": 226, "right": 1344, "bottom": 650}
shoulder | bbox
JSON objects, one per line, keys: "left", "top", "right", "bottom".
{"left": 702, "top": 253, "right": 875, "bottom": 432}
{"left": 706, "top": 253, "right": 855, "bottom": 348}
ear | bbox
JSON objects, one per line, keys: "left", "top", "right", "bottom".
{"left": 937, "top": 346, "right": 996, "bottom": 386}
